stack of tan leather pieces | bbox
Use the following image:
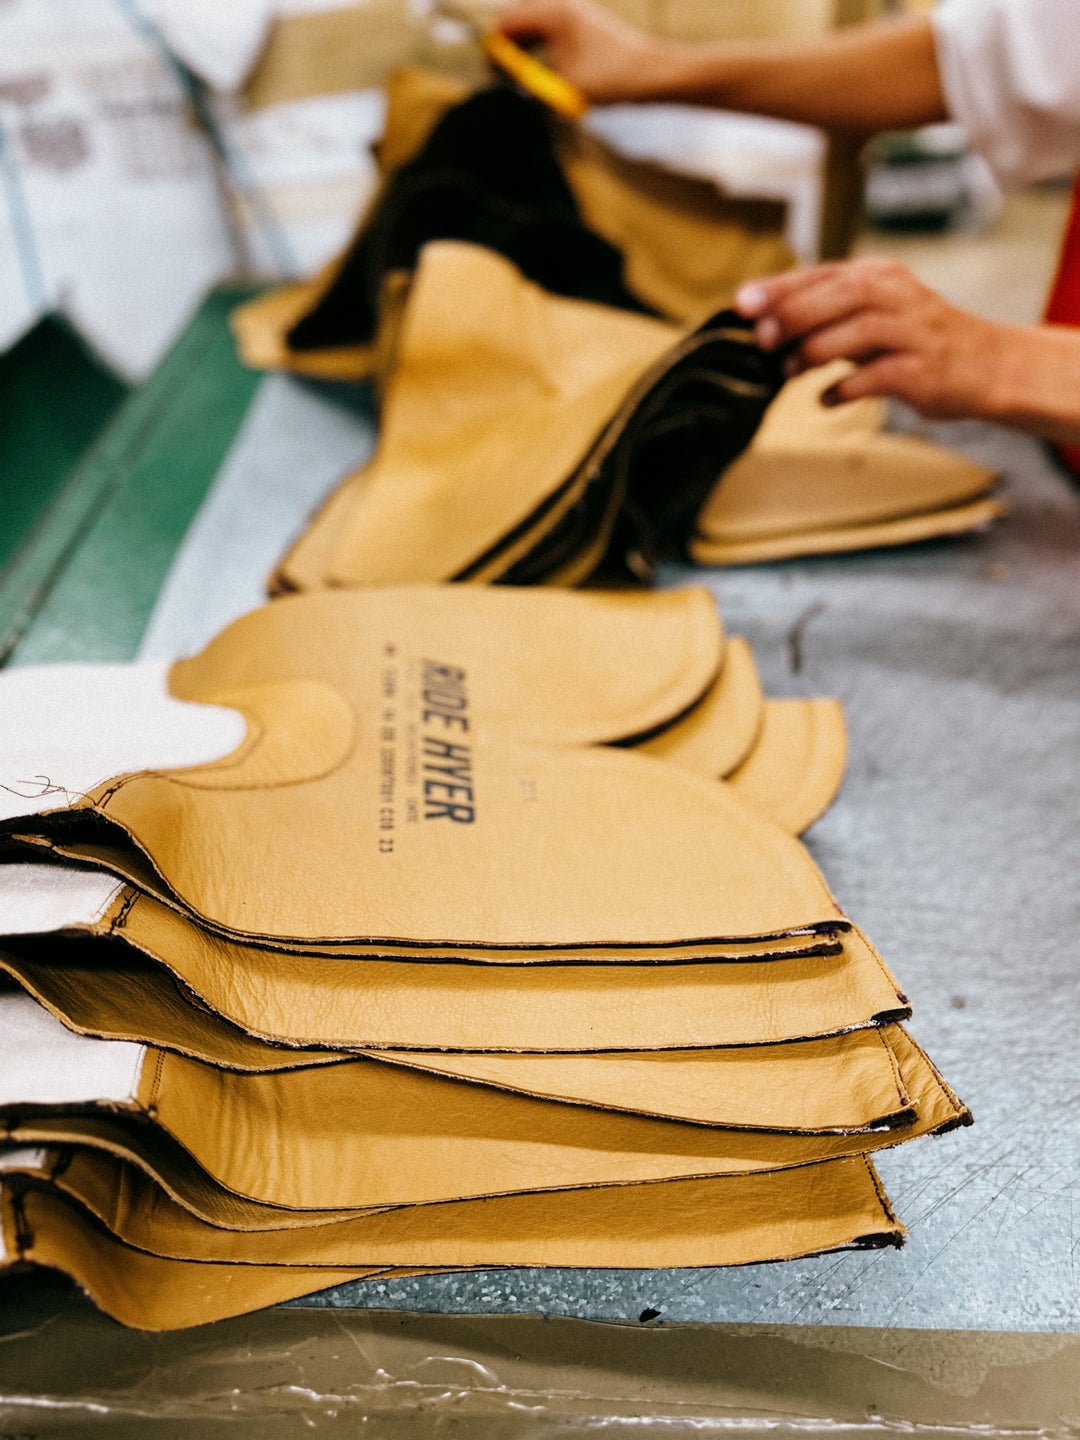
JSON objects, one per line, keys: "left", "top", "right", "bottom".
{"left": 231, "top": 66, "right": 795, "bottom": 383}
{"left": 0, "top": 587, "right": 969, "bottom": 1330}
{"left": 273, "top": 242, "right": 788, "bottom": 592}
{"left": 234, "top": 69, "right": 1002, "bottom": 585}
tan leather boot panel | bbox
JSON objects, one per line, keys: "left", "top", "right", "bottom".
{"left": 6, "top": 1114, "right": 359, "bottom": 1231}
{"left": 691, "top": 497, "right": 1006, "bottom": 566}
{"left": 7, "top": 906, "right": 905, "bottom": 1054}
{"left": 0, "top": 944, "right": 343, "bottom": 1073}
{"left": 561, "top": 127, "right": 793, "bottom": 323}
{"left": 310, "top": 245, "right": 678, "bottom": 587}
{"left": 697, "top": 363, "right": 998, "bottom": 544}
{"left": 42, "top": 727, "right": 843, "bottom": 946}
{"left": 170, "top": 586, "right": 724, "bottom": 750}
{"left": 373, "top": 1025, "right": 917, "bottom": 1132}
{"left": 10, "top": 1152, "right": 904, "bottom": 1277}
{"left": 2, "top": 1026, "right": 959, "bottom": 1220}
{"left": 230, "top": 263, "right": 376, "bottom": 382}
{"left": 0, "top": 943, "right": 915, "bottom": 1130}
{"left": 230, "top": 65, "right": 792, "bottom": 382}
{"left": 634, "top": 637, "right": 764, "bottom": 778}
{"left": 273, "top": 465, "right": 371, "bottom": 596}
{"left": 726, "top": 698, "right": 847, "bottom": 835}
{"left": 6, "top": 864, "right": 837, "bottom": 965}
{"left": 129, "top": 1028, "right": 965, "bottom": 1211}
{"left": 1, "top": 1181, "right": 388, "bottom": 1330}
{"left": 700, "top": 442, "right": 999, "bottom": 544}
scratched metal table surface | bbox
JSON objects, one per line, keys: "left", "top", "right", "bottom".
{"left": 73, "top": 376, "right": 1080, "bottom": 1332}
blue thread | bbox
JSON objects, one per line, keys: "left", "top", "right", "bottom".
{"left": 0, "top": 115, "right": 48, "bottom": 313}
{"left": 110, "top": 0, "right": 297, "bottom": 275}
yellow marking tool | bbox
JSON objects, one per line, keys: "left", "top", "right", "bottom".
{"left": 434, "top": 2, "right": 590, "bottom": 121}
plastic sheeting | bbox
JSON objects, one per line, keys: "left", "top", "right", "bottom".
{"left": 1, "top": 1273, "right": 1078, "bottom": 1437}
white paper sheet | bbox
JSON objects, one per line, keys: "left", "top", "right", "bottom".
{"left": 0, "top": 661, "right": 246, "bottom": 821}
{"left": 0, "top": 991, "right": 144, "bottom": 1108}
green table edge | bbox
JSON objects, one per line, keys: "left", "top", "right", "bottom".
{"left": 0, "top": 286, "right": 265, "bottom": 667}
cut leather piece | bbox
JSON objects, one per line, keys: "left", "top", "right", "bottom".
{"left": 1, "top": 903, "right": 906, "bottom": 1053}
{"left": 5, "top": 1112, "right": 359, "bottom": 1232}
{"left": 9, "top": 728, "right": 847, "bottom": 948}
{"left": 129, "top": 1030, "right": 969, "bottom": 1211}
{"left": 230, "top": 261, "right": 377, "bottom": 381}
{"left": 695, "top": 361, "right": 1000, "bottom": 547}
{"left": 276, "top": 243, "right": 677, "bottom": 590}
{"left": 726, "top": 698, "right": 847, "bottom": 836}
{"left": 0, "top": 1179, "right": 400, "bottom": 1331}
{"left": 632, "top": 636, "right": 764, "bottom": 779}
{"left": 285, "top": 86, "right": 655, "bottom": 355}
{"left": 480, "top": 311, "right": 784, "bottom": 585}
{"left": 690, "top": 497, "right": 1006, "bottom": 567}
{"left": 4, "top": 1156, "right": 904, "bottom": 1297}
{"left": 369, "top": 1029, "right": 921, "bottom": 1134}
{"left": 0, "top": 996, "right": 966, "bottom": 1214}
{"left": 181, "top": 679, "right": 358, "bottom": 789}
{"left": 0, "top": 942, "right": 346, "bottom": 1074}
{"left": 562, "top": 129, "right": 793, "bottom": 329}
{"left": 0, "top": 937, "right": 917, "bottom": 1131}
{"left": 274, "top": 244, "right": 784, "bottom": 593}
{"left": 231, "top": 67, "right": 792, "bottom": 382}
{"left": 1, "top": 861, "right": 841, "bottom": 965}
{"left": 170, "top": 586, "right": 725, "bottom": 751}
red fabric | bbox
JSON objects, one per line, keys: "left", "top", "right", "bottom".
{"left": 1044, "top": 174, "right": 1080, "bottom": 474}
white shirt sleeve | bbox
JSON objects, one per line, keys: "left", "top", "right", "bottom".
{"left": 933, "top": 0, "right": 1080, "bottom": 190}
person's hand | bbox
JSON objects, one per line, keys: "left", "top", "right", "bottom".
{"left": 496, "top": 0, "right": 673, "bottom": 104}
{"left": 735, "top": 259, "right": 1006, "bottom": 422}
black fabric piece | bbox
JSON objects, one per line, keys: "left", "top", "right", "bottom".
{"left": 287, "top": 86, "right": 654, "bottom": 352}
{"left": 486, "top": 311, "right": 787, "bottom": 585}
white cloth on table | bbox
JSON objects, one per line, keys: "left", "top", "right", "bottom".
{"left": 0, "top": 0, "right": 381, "bottom": 376}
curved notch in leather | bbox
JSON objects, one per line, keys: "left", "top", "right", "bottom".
{"left": 162, "top": 680, "right": 357, "bottom": 792}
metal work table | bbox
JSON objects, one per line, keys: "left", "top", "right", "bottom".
{"left": 3, "top": 294, "right": 1079, "bottom": 1334}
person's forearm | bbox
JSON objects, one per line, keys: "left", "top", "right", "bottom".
{"left": 984, "top": 324, "right": 1080, "bottom": 446}
{"left": 636, "top": 17, "right": 947, "bottom": 131}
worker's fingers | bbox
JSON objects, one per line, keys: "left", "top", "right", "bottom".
{"left": 735, "top": 265, "right": 846, "bottom": 321}
{"left": 767, "top": 270, "right": 909, "bottom": 352}
{"left": 742, "top": 271, "right": 872, "bottom": 352}
{"left": 495, "top": 0, "right": 655, "bottom": 101}
{"left": 821, "top": 353, "right": 921, "bottom": 407}
{"left": 498, "top": 0, "right": 567, "bottom": 42}
{"left": 791, "top": 313, "right": 907, "bottom": 371}
{"left": 738, "top": 260, "right": 926, "bottom": 353}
